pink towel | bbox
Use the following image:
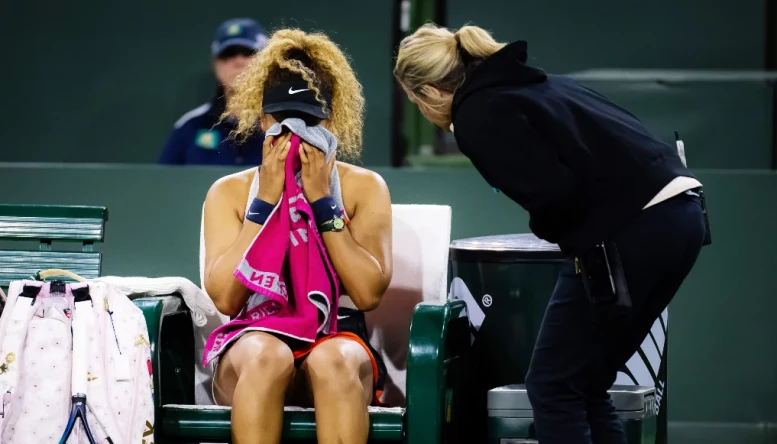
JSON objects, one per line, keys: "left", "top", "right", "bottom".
{"left": 203, "top": 134, "right": 339, "bottom": 366}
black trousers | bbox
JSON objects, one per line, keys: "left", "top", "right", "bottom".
{"left": 525, "top": 193, "right": 706, "bottom": 443}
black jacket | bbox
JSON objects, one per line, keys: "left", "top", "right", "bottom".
{"left": 451, "top": 41, "right": 692, "bottom": 255}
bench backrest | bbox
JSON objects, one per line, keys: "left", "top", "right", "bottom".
{"left": 365, "top": 204, "right": 452, "bottom": 405}
{"left": 0, "top": 204, "right": 108, "bottom": 287}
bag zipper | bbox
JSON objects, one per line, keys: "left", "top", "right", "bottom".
{"left": 105, "top": 297, "right": 131, "bottom": 381}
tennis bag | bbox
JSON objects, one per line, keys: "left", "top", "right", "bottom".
{"left": 0, "top": 278, "right": 154, "bottom": 444}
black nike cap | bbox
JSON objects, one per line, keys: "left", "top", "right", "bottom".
{"left": 262, "top": 75, "right": 332, "bottom": 120}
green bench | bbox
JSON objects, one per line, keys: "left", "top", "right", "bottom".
{"left": 0, "top": 202, "right": 470, "bottom": 442}
{"left": 135, "top": 297, "right": 469, "bottom": 443}
{"left": 133, "top": 203, "right": 471, "bottom": 443}
{"left": 0, "top": 204, "right": 108, "bottom": 287}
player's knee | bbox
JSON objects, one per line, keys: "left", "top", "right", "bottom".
{"left": 233, "top": 333, "right": 295, "bottom": 383}
{"left": 305, "top": 342, "right": 366, "bottom": 395}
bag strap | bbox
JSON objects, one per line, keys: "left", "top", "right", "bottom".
{"left": 35, "top": 269, "right": 87, "bottom": 283}
{"left": 71, "top": 286, "right": 94, "bottom": 397}
{"left": 0, "top": 283, "right": 43, "bottom": 432}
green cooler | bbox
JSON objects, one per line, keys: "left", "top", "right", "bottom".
{"left": 448, "top": 234, "right": 668, "bottom": 444}
{"left": 487, "top": 384, "right": 657, "bottom": 443}
{"left": 448, "top": 234, "right": 565, "bottom": 443}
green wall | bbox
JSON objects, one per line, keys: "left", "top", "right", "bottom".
{"left": 418, "top": 76, "right": 777, "bottom": 170}
{"left": 447, "top": 0, "right": 766, "bottom": 72}
{"left": 0, "top": 0, "right": 393, "bottom": 166}
{"left": 0, "top": 163, "right": 775, "bottom": 442}
{"left": 443, "top": 0, "right": 774, "bottom": 170}
{"left": 574, "top": 78, "right": 776, "bottom": 169}
{"left": 2, "top": 0, "right": 771, "bottom": 169}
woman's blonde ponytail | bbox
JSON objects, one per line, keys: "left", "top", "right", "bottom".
{"left": 394, "top": 23, "right": 505, "bottom": 125}
{"left": 454, "top": 25, "right": 505, "bottom": 60}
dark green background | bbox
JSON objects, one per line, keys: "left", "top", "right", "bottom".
{"left": 1, "top": 0, "right": 773, "bottom": 167}
{"left": 447, "top": 0, "right": 766, "bottom": 71}
{"left": 0, "top": 164, "right": 775, "bottom": 443}
{"left": 0, "top": 0, "right": 393, "bottom": 166}
{"left": 574, "top": 79, "right": 776, "bottom": 169}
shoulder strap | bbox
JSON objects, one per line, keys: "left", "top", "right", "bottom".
{"left": 0, "top": 283, "right": 43, "bottom": 431}
{"left": 246, "top": 169, "right": 260, "bottom": 215}
{"left": 71, "top": 285, "right": 94, "bottom": 397}
{"left": 0, "top": 282, "right": 23, "bottom": 352}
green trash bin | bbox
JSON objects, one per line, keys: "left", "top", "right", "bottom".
{"left": 487, "top": 384, "right": 657, "bottom": 444}
{"left": 448, "top": 234, "right": 565, "bottom": 443}
{"left": 448, "top": 233, "right": 668, "bottom": 444}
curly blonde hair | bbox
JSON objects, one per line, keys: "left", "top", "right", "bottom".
{"left": 226, "top": 28, "right": 365, "bottom": 158}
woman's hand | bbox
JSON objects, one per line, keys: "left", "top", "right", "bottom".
{"left": 256, "top": 133, "right": 292, "bottom": 205}
{"left": 300, "top": 141, "right": 335, "bottom": 203}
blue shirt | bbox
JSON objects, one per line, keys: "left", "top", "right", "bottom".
{"left": 159, "top": 102, "right": 264, "bottom": 166}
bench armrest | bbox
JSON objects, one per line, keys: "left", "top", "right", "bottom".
{"left": 405, "top": 299, "right": 469, "bottom": 444}
{"left": 134, "top": 295, "right": 195, "bottom": 413}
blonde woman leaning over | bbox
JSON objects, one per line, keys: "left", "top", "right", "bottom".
{"left": 202, "top": 29, "right": 392, "bottom": 444}
{"left": 395, "top": 23, "right": 707, "bottom": 444}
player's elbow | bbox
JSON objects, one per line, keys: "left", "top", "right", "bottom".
{"left": 348, "top": 277, "right": 390, "bottom": 312}
{"left": 205, "top": 277, "right": 244, "bottom": 318}
{"left": 212, "top": 297, "right": 242, "bottom": 318}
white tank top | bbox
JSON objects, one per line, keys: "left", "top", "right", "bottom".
{"left": 245, "top": 170, "right": 260, "bottom": 215}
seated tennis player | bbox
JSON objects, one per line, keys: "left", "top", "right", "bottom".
{"left": 201, "top": 28, "right": 393, "bottom": 444}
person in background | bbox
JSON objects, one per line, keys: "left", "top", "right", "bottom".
{"left": 159, "top": 18, "right": 268, "bottom": 165}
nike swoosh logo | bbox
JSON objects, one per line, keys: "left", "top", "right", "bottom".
{"left": 247, "top": 211, "right": 261, "bottom": 216}
{"left": 330, "top": 204, "right": 337, "bottom": 210}
{"left": 288, "top": 87, "right": 310, "bottom": 95}
{"left": 337, "top": 315, "right": 348, "bottom": 320}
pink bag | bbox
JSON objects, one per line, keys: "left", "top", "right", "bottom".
{"left": 0, "top": 279, "right": 154, "bottom": 444}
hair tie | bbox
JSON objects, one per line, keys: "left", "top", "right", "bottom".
{"left": 454, "top": 33, "right": 475, "bottom": 65}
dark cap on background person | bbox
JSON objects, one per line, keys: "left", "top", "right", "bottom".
{"left": 211, "top": 18, "right": 268, "bottom": 57}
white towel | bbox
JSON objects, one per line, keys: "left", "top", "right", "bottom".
{"left": 93, "top": 276, "right": 227, "bottom": 407}
{"left": 92, "top": 276, "right": 217, "bottom": 327}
